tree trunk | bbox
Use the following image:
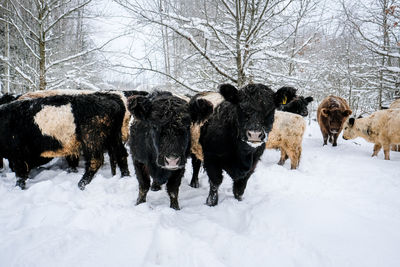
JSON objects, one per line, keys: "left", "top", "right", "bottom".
{"left": 235, "top": 3, "right": 245, "bottom": 87}
{"left": 4, "top": 0, "right": 10, "bottom": 93}
{"left": 39, "top": 32, "right": 46, "bottom": 91}
{"left": 39, "top": 6, "right": 46, "bottom": 91}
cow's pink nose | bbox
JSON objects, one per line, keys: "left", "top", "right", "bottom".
{"left": 247, "top": 130, "right": 265, "bottom": 141}
{"left": 165, "top": 156, "right": 180, "bottom": 167}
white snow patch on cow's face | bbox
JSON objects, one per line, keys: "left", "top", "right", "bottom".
{"left": 245, "top": 141, "right": 264, "bottom": 148}
{"left": 34, "top": 104, "right": 80, "bottom": 157}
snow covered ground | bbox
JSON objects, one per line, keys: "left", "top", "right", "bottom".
{"left": 1, "top": 120, "right": 400, "bottom": 267}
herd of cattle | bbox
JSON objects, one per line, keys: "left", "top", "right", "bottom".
{"left": 0, "top": 84, "right": 399, "bottom": 209}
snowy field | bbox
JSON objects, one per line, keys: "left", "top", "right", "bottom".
{"left": 0, "top": 120, "right": 399, "bottom": 267}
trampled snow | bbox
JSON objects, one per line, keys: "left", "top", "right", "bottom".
{"left": 1, "top": 121, "right": 400, "bottom": 267}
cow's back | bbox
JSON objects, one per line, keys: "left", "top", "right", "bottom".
{"left": 389, "top": 99, "right": 400, "bottom": 109}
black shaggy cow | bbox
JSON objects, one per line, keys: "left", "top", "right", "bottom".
{"left": 281, "top": 96, "right": 314, "bottom": 117}
{"left": 193, "top": 83, "right": 277, "bottom": 206}
{"left": 3, "top": 89, "right": 146, "bottom": 176}
{"left": 128, "top": 91, "right": 212, "bottom": 210}
{"left": 0, "top": 93, "right": 129, "bottom": 189}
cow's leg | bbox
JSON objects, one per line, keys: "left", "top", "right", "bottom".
{"left": 190, "top": 154, "right": 202, "bottom": 188}
{"left": 0, "top": 157, "right": 3, "bottom": 170}
{"left": 328, "top": 134, "right": 333, "bottom": 144}
{"left": 278, "top": 149, "right": 288, "bottom": 166}
{"left": 166, "top": 169, "right": 184, "bottom": 210}
{"left": 233, "top": 177, "right": 249, "bottom": 201}
{"left": 134, "top": 160, "right": 150, "bottom": 205}
{"left": 322, "top": 132, "right": 328, "bottom": 145}
{"left": 66, "top": 155, "right": 79, "bottom": 173}
{"left": 78, "top": 153, "right": 104, "bottom": 190}
{"left": 204, "top": 161, "right": 223, "bottom": 206}
{"left": 288, "top": 146, "right": 301, "bottom": 169}
{"left": 109, "top": 151, "right": 117, "bottom": 176}
{"left": 372, "top": 144, "right": 382, "bottom": 157}
{"left": 108, "top": 137, "right": 129, "bottom": 177}
{"left": 13, "top": 160, "right": 30, "bottom": 189}
{"left": 332, "top": 133, "right": 339, "bottom": 146}
{"left": 383, "top": 144, "right": 391, "bottom": 160}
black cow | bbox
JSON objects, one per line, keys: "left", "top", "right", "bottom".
{"left": 193, "top": 83, "right": 277, "bottom": 206}
{"left": 281, "top": 96, "right": 313, "bottom": 116}
{"left": 0, "top": 93, "right": 129, "bottom": 189}
{"left": 1, "top": 89, "right": 146, "bottom": 175}
{"left": 128, "top": 91, "right": 212, "bottom": 210}
{"left": 189, "top": 88, "right": 313, "bottom": 189}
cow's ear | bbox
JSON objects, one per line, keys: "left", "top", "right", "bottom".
{"left": 219, "top": 84, "right": 240, "bottom": 104}
{"left": 343, "top": 109, "right": 352, "bottom": 117}
{"left": 349, "top": 117, "right": 355, "bottom": 127}
{"left": 321, "top": 108, "right": 330, "bottom": 117}
{"left": 189, "top": 98, "right": 213, "bottom": 123}
{"left": 127, "top": 95, "right": 152, "bottom": 120}
{"left": 305, "top": 96, "right": 314, "bottom": 103}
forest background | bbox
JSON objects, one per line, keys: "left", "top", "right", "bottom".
{"left": 0, "top": 0, "right": 399, "bottom": 116}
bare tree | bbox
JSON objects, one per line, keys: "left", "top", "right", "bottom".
{"left": 342, "top": 0, "right": 400, "bottom": 108}
{"left": 114, "top": 0, "right": 328, "bottom": 92}
{"left": 0, "top": 0, "right": 115, "bottom": 91}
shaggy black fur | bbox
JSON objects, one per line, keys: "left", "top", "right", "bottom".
{"left": 0, "top": 93, "right": 129, "bottom": 189}
{"left": 0, "top": 94, "right": 19, "bottom": 105}
{"left": 195, "top": 83, "right": 277, "bottom": 206}
{"left": 121, "top": 90, "right": 149, "bottom": 98}
{"left": 128, "top": 91, "right": 212, "bottom": 210}
{"left": 281, "top": 96, "right": 314, "bottom": 116}
{"left": 275, "top": 86, "right": 297, "bottom": 108}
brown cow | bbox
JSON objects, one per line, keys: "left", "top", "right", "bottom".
{"left": 317, "top": 95, "right": 352, "bottom": 146}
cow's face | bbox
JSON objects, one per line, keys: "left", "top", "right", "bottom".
{"left": 282, "top": 96, "right": 313, "bottom": 116}
{"left": 320, "top": 108, "right": 352, "bottom": 134}
{"left": 220, "top": 84, "right": 276, "bottom": 146}
{"left": 275, "top": 86, "right": 297, "bottom": 107}
{"left": 129, "top": 94, "right": 191, "bottom": 170}
{"left": 342, "top": 117, "right": 356, "bottom": 140}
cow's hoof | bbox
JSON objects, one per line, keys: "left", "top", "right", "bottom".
{"left": 67, "top": 167, "right": 78, "bottom": 173}
{"left": 170, "top": 202, "right": 180, "bottom": 210}
{"left": 16, "top": 180, "right": 26, "bottom": 190}
{"left": 206, "top": 194, "right": 218, "bottom": 206}
{"left": 136, "top": 198, "right": 146, "bottom": 206}
{"left": 78, "top": 179, "right": 87, "bottom": 190}
{"left": 151, "top": 182, "right": 161, "bottom": 191}
{"left": 234, "top": 194, "right": 243, "bottom": 201}
{"left": 189, "top": 180, "right": 199, "bottom": 188}
{"left": 121, "top": 169, "right": 130, "bottom": 177}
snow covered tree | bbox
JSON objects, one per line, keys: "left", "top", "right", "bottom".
{"left": 342, "top": 0, "right": 400, "bottom": 108}
{"left": 115, "top": 0, "right": 323, "bottom": 93}
{"left": 0, "top": 0, "right": 109, "bottom": 92}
